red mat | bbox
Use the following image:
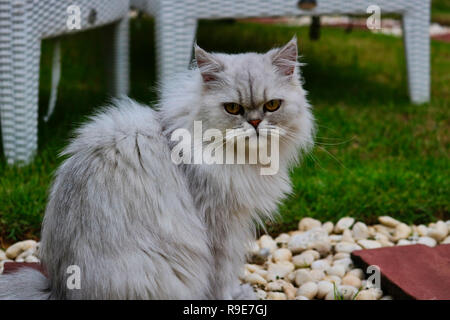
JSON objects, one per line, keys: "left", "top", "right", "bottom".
{"left": 2, "top": 262, "right": 47, "bottom": 277}
{"left": 351, "top": 244, "right": 450, "bottom": 300}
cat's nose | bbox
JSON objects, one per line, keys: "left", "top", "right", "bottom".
{"left": 248, "top": 119, "right": 262, "bottom": 130}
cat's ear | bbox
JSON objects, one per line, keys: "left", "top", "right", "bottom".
{"left": 194, "top": 44, "right": 224, "bottom": 83}
{"left": 270, "top": 36, "right": 298, "bottom": 77}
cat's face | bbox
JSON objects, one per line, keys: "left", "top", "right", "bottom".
{"left": 193, "top": 38, "right": 315, "bottom": 166}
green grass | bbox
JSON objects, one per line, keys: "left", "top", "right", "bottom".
{"left": 432, "top": 0, "right": 450, "bottom": 25}
{"left": 0, "top": 17, "right": 449, "bottom": 244}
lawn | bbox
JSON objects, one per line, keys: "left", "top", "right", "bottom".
{"left": 0, "top": 16, "right": 449, "bottom": 244}
{"left": 432, "top": 0, "right": 450, "bottom": 25}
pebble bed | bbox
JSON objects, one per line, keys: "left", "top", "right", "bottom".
{"left": 1, "top": 216, "right": 449, "bottom": 300}
{"left": 0, "top": 240, "right": 41, "bottom": 274}
{"left": 241, "top": 216, "right": 450, "bottom": 300}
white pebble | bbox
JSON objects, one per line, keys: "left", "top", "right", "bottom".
{"left": 337, "top": 285, "right": 358, "bottom": 300}
{"left": 373, "top": 224, "right": 393, "bottom": 236}
{"left": 267, "top": 292, "right": 287, "bottom": 300}
{"left": 292, "top": 252, "right": 314, "bottom": 268}
{"left": 333, "top": 258, "right": 353, "bottom": 271}
{"left": 265, "top": 279, "right": 286, "bottom": 291}
{"left": 342, "top": 229, "right": 355, "bottom": 243}
{"left": 374, "top": 232, "right": 389, "bottom": 241}
{"left": 341, "top": 274, "right": 362, "bottom": 288}
{"left": 357, "top": 239, "right": 382, "bottom": 249}
{"left": 259, "top": 235, "right": 277, "bottom": 253}
{"left": 255, "top": 289, "right": 267, "bottom": 300}
{"left": 294, "top": 269, "right": 313, "bottom": 287}
{"left": 368, "top": 287, "right": 383, "bottom": 299}
{"left": 283, "top": 282, "right": 297, "bottom": 299}
{"left": 316, "top": 280, "right": 334, "bottom": 299}
{"left": 397, "top": 239, "right": 412, "bottom": 246}
{"left": 333, "top": 252, "right": 350, "bottom": 260}
{"left": 334, "top": 217, "right": 355, "bottom": 233}
{"left": 326, "top": 265, "right": 346, "bottom": 278}
{"left": 245, "top": 264, "right": 262, "bottom": 273}
{"left": 310, "top": 269, "right": 325, "bottom": 282}
{"left": 379, "top": 239, "right": 395, "bottom": 247}
{"left": 393, "top": 223, "right": 412, "bottom": 241}
{"left": 311, "top": 241, "right": 331, "bottom": 256}
{"left": 325, "top": 290, "right": 336, "bottom": 300}
{"left": 311, "top": 259, "right": 330, "bottom": 270}
{"left": 348, "top": 268, "right": 365, "bottom": 280}
{"left": 355, "top": 289, "right": 377, "bottom": 300}
{"left": 378, "top": 216, "right": 401, "bottom": 228}
{"left": 352, "top": 222, "right": 369, "bottom": 240}
{"left": 5, "top": 240, "right": 37, "bottom": 259}
{"left": 297, "top": 282, "right": 318, "bottom": 300}
{"left": 417, "top": 236, "right": 437, "bottom": 247}
{"left": 322, "top": 221, "right": 334, "bottom": 234}
{"left": 286, "top": 271, "right": 296, "bottom": 283}
{"left": 25, "top": 255, "right": 39, "bottom": 263}
{"left": 303, "top": 249, "right": 320, "bottom": 260}
{"left": 16, "top": 248, "right": 35, "bottom": 261}
{"left": 295, "top": 295, "right": 310, "bottom": 300}
{"left": 272, "top": 248, "right": 292, "bottom": 262}
{"left": 323, "top": 275, "right": 342, "bottom": 285}
{"left": 416, "top": 224, "right": 429, "bottom": 236}
{"left": 267, "top": 261, "right": 295, "bottom": 281}
{"left": 427, "top": 221, "right": 448, "bottom": 242}
{"left": 335, "top": 242, "right": 362, "bottom": 253}
{"left": 287, "top": 228, "right": 329, "bottom": 254}
{"left": 274, "top": 233, "right": 290, "bottom": 247}
{"left": 245, "top": 273, "right": 267, "bottom": 286}
{"left": 298, "top": 217, "right": 321, "bottom": 231}
{"left": 329, "top": 235, "right": 343, "bottom": 242}
{"left": 255, "top": 269, "right": 268, "bottom": 279}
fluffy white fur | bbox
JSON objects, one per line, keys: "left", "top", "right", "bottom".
{"left": 0, "top": 38, "right": 314, "bottom": 299}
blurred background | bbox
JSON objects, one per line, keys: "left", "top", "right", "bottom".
{"left": 0, "top": 1, "right": 448, "bottom": 245}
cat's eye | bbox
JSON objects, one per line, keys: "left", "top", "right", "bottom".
{"left": 264, "top": 99, "right": 282, "bottom": 112}
{"left": 224, "top": 103, "right": 243, "bottom": 115}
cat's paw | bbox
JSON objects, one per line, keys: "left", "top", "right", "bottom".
{"left": 231, "top": 283, "right": 257, "bottom": 300}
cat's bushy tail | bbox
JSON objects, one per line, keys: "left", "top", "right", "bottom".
{"left": 0, "top": 268, "right": 51, "bottom": 300}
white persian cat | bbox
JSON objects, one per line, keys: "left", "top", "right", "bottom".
{"left": 0, "top": 37, "right": 314, "bottom": 299}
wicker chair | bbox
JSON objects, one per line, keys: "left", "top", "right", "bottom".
{"left": 0, "top": 0, "right": 130, "bottom": 164}
{"left": 133, "top": 0, "right": 430, "bottom": 105}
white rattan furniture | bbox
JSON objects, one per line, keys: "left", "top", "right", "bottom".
{"left": 133, "top": 0, "right": 430, "bottom": 105}
{"left": 0, "top": 0, "right": 130, "bottom": 164}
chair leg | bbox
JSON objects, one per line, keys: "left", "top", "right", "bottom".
{"left": 110, "top": 15, "right": 130, "bottom": 96}
{"left": 155, "top": 13, "right": 198, "bottom": 83}
{"left": 1, "top": 0, "right": 40, "bottom": 165}
{"left": 0, "top": 1, "right": 13, "bottom": 163}
{"left": 402, "top": 4, "right": 431, "bottom": 104}
{"left": 0, "top": 54, "right": 16, "bottom": 164}
{"left": 7, "top": 39, "right": 41, "bottom": 164}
